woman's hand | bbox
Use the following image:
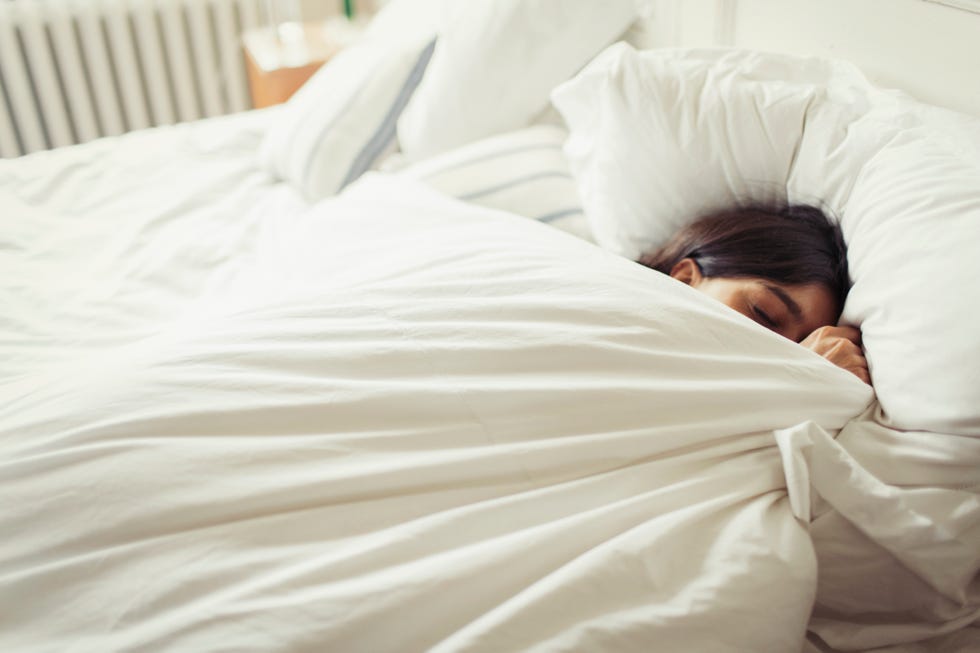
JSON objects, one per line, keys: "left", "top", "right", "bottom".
{"left": 800, "top": 325, "right": 871, "bottom": 384}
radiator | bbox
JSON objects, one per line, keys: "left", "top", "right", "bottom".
{"left": 0, "top": 0, "right": 268, "bottom": 158}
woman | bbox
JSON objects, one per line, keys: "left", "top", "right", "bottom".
{"left": 638, "top": 204, "right": 870, "bottom": 384}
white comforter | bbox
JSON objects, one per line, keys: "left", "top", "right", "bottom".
{"left": 0, "top": 123, "right": 980, "bottom": 653}
{"left": 0, "top": 160, "right": 975, "bottom": 651}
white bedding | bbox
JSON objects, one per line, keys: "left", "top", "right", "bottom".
{"left": 1, "top": 114, "right": 977, "bottom": 652}
{"left": 0, "top": 108, "right": 301, "bottom": 383}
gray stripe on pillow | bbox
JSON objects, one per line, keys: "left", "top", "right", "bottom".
{"left": 419, "top": 142, "right": 564, "bottom": 180}
{"left": 298, "top": 67, "right": 370, "bottom": 194}
{"left": 339, "top": 38, "right": 437, "bottom": 190}
{"left": 459, "top": 171, "right": 573, "bottom": 201}
{"left": 537, "top": 207, "right": 586, "bottom": 223}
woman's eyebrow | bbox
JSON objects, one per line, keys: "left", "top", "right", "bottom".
{"left": 764, "top": 284, "right": 803, "bottom": 319}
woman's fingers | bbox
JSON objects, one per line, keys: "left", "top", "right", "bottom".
{"left": 800, "top": 325, "right": 871, "bottom": 384}
{"left": 802, "top": 325, "right": 860, "bottom": 345}
{"left": 852, "top": 364, "right": 871, "bottom": 385}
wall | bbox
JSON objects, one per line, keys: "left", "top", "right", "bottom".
{"left": 299, "top": 0, "right": 379, "bottom": 21}
{"left": 632, "top": 0, "right": 980, "bottom": 117}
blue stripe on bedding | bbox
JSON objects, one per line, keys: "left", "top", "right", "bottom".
{"left": 537, "top": 207, "right": 585, "bottom": 223}
{"left": 419, "top": 142, "right": 564, "bottom": 180}
{"left": 298, "top": 77, "right": 365, "bottom": 194}
{"left": 458, "top": 171, "right": 573, "bottom": 202}
{"left": 340, "top": 38, "right": 437, "bottom": 190}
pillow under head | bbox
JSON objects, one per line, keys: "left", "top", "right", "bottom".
{"left": 552, "top": 43, "right": 980, "bottom": 435}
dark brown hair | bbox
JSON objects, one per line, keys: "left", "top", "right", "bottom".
{"left": 638, "top": 204, "right": 850, "bottom": 314}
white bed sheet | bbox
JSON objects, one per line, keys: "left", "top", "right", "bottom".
{"left": 1, "top": 112, "right": 977, "bottom": 653}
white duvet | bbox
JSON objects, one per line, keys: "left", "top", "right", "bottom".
{"left": 1, "top": 163, "right": 977, "bottom": 650}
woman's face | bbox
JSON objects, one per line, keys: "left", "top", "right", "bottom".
{"left": 670, "top": 258, "right": 838, "bottom": 342}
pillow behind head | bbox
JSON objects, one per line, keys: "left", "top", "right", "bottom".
{"left": 552, "top": 43, "right": 980, "bottom": 435}
{"left": 551, "top": 43, "right": 894, "bottom": 259}
{"left": 828, "top": 120, "right": 980, "bottom": 435}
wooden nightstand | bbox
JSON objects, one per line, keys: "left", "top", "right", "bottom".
{"left": 243, "top": 19, "right": 362, "bottom": 108}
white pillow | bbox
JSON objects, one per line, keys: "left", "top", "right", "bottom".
{"left": 259, "top": 34, "right": 436, "bottom": 201}
{"left": 397, "top": 125, "right": 591, "bottom": 241}
{"left": 396, "top": 0, "right": 637, "bottom": 162}
{"left": 551, "top": 43, "right": 891, "bottom": 259}
{"left": 552, "top": 43, "right": 980, "bottom": 436}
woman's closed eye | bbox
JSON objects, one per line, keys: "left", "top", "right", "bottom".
{"left": 751, "top": 305, "right": 778, "bottom": 329}
{"left": 674, "top": 271, "right": 838, "bottom": 342}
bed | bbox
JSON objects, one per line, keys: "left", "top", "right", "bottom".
{"left": 1, "top": 1, "right": 978, "bottom": 652}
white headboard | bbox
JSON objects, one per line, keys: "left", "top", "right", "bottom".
{"left": 630, "top": 0, "right": 980, "bottom": 118}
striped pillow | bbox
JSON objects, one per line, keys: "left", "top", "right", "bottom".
{"left": 260, "top": 35, "right": 436, "bottom": 201}
{"left": 397, "top": 125, "right": 592, "bottom": 241}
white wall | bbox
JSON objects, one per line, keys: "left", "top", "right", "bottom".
{"left": 632, "top": 0, "right": 980, "bottom": 117}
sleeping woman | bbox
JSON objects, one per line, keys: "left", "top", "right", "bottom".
{"left": 637, "top": 204, "right": 871, "bottom": 384}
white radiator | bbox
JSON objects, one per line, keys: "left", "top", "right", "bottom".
{"left": 0, "top": 0, "right": 267, "bottom": 158}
